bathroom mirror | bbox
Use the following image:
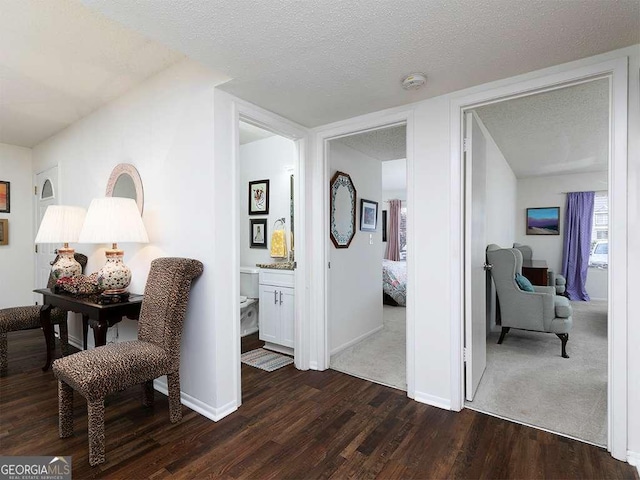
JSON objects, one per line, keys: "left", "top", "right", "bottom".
{"left": 329, "top": 171, "right": 357, "bottom": 248}
{"left": 105, "top": 163, "right": 144, "bottom": 214}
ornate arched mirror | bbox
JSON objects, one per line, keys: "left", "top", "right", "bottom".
{"left": 330, "top": 171, "right": 357, "bottom": 248}
{"left": 105, "top": 164, "right": 144, "bottom": 214}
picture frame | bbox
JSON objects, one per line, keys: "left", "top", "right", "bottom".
{"left": 249, "top": 179, "right": 270, "bottom": 215}
{"left": 360, "top": 199, "right": 378, "bottom": 232}
{"left": 250, "top": 218, "right": 268, "bottom": 248}
{"left": 0, "top": 181, "right": 9, "bottom": 213}
{"left": 0, "top": 219, "right": 7, "bottom": 245}
{"left": 382, "top": 210, "right": 387, "bottom": 242}
{"left": 526, "top": 207, "right": 560, "bottom": 235}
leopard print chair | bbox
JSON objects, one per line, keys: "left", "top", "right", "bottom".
{"left": 0, "top": 253, "right": 88, "bottom": 375}
{"left": 52, "top": 257, "right": 203, "bottom": 466}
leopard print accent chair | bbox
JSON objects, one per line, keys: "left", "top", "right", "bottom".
{"left": 53, "top": 257, "right": 203, "bottom": 466}
{"left": 0, "top": 253, "right": 87, "bottom": 375}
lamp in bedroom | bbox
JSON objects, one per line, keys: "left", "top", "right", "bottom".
{"left": 35, "top": 205, "right": 87, "bottom": 279}
{"left": 79, "top": 197, "right": 149, "bottom": 297}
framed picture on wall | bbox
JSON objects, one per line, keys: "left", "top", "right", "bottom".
{"left": 0, "top": 181, "right": 9, "bottom": 213}
{"left": 250, "top": 218, "right": 267, "bottom": 248}
{"left": 0, "top": 219, "right": 8, "bottom": 245}
{"left": 526, "top": 207, "right": 560, "bottom": 235}
{"left": 248, "top": 179, "right": 269, "bottom": 215}
{"left": 360, "top": 199, "right": 378, "bottom": 232}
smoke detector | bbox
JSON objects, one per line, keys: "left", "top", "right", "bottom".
{"left": 401, "top": 73, "right": 427, "bottom": 90}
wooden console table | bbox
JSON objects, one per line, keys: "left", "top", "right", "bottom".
{"left": 34, "top": 288, "right": 143, "bottom": 371}
{"left": 522, "top": 259, "right": 548, "bottom": 286}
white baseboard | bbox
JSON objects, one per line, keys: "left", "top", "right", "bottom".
{"left": 309, "top": 360, "right": 319, "bottom": 370}
{"left": 153, "top": 379, "right": 238, "bottom": 422}
{"left": 414, "top": 391, "right": 451, "bottom": 410}
{"left": 330, "top": 325, "right": 383, "bottom": 356}
{"left": 628, "top": 450, "right": 640, "bottom": 473}
{"left": 68, "top": 335, "right": 83, "bottom": 350}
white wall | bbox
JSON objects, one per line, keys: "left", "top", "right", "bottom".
{"left": 31, "top": 59, "right": 233, "bottom": 419}
{"left": 240, "top": 135, "right": 295, "bottom": 267}
{"left": 329, "top": 141, "right": 383, "bottom": 354}
{"left": 0, "top": 143, "right": 34, "bottom": 308}
{"left": 515, "top": 172, "right": 608, "bottom": 298}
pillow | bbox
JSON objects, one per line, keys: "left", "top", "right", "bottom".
{"left": 515, "top": 273, "right": 535, "bottom": 292}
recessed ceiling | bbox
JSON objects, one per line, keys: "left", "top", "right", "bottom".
{"left": 0, "top": 0, "right": 185, "bottom": 147}
{"left": 81, "top": 0, "right": 639, "bottom": 127}
{"left": 239, "top": 121, "right": 276, "bottom": 145}
{"left": 336, "top": 125, "right": 406, "bottom": 162}
{"left": 474, "top": 79, "right": 609, "bottom": 178}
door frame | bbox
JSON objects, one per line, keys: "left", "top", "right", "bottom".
{"left": 33, "top": 165, "right": 59, "bottom": 298}
{"left": 231, "top": 96, "right": 309, "bottom": 403}
{"left": 450, "top": 57, "right": 629, "bottom": 460}
{"left": 311, "top": 109, "right": 416, "bottom": 399}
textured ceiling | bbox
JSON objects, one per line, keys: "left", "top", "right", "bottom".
{"left": 239, "top": 121, "right": 275, "bottom": 145}
{"left": 474, "top": 79, "right": 609, "bottom": 178}
{"left": 336, "top": 125, "right": 406, "bottom": 162}
{"left": 81, "top": 0, "right": 639, "bottom": 127}
{"left": 0, "top": 0, "right": 185, "bottom": 147}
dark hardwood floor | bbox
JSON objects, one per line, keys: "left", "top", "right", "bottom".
{"left": 1, "top": 329, "right": 637, "bottom": 479}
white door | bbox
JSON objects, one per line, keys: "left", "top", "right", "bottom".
{"left": 258, "top": 284, "right": 279, "bottom": 344}
{"left": 279, "top": 287, "right": 295, "bottom": 348}
{"left": 34, "top": 167, "right": 59, "bottom": 297}
{"left": 464, "top": 112, "right": 487, "bottom": 401}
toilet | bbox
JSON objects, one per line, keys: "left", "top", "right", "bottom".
{"left": 240, "top": 266, "right": 260, "bottom": 337}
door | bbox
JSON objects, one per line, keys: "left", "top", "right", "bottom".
{"left": 279, "top": 287, "right": 295, "bottom": 348}
{"left": 258, "top": 284, "right": 279, "bottom": 344}
{"left": 34, "top": 167, "right": 59, "bottom": 296}
{"left": 464, "top": 112, "right": 487, "bottom": 401}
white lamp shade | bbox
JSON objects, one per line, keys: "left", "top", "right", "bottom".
{"left": 35, "top": 205, "right": 86, "bottom": 244}
{"left": 79, "top": 197, "right": 149, "bottom": 244}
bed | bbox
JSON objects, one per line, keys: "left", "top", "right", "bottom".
{"left": 382, "top": 259, "right": 407, "bottom": 307}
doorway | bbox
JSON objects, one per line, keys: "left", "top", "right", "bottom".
{"left": 453, "top": 57, "right": 628, "bottom": 460}
{"left": 34, "top": 166, "right": 58, "bottom": 297}
{"left": 463, "top": 79, "right": 610, "bottom": 446}
{"left": 324, "top": 123, "right": 410, "bottom": 392}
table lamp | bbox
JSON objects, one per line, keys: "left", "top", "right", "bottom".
{"left": 79, "top": 197, "right": 149, "bottom": 298}
{"left": 34, "top": 205, "right": 87, "bottom": 280}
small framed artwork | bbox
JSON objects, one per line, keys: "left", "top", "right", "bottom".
{"left": 250, "top": 218, "right": 267, "bottom": 248}
{"left": 526, "top": 207, "right": 560, "bottom": 235}
{"left": 382, "top": 210, "right": 387, "bottom": 242}
{"left": 0, "top": 181, "right": 9, "bottom": 213}
{"left": 0, "top": 219, "right": 7, "bottom": 245}
{"left": 360, "top": 199, "right": 378, "bottom": 232}
{"left": 249, "top": 179, "right": 270, "bottom": 215}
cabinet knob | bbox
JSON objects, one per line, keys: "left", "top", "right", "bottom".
{"left": 279, "top": 291, "right": 283, "bottom": 305}
{"left": 274, "top": 291, "right": 278, "bottom": 304}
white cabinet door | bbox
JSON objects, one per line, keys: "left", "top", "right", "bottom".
{"left": 259, "top": 285, "right": 279, "bottom": 344}
{"left": 279, "top": 287, "right": 295, "bottom": 348}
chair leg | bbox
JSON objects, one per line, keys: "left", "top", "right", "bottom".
{"left": 167, "top": 372, "right": 182, "bottom": 423}
{"left": 58, "top": 381, "right": 74, "bottom": 438}
{"left": 59, "top": 321, "right": 69, "bottom": 356}
{"left": 142, "top": 380, "right": 154, "bottom": 407}
{"left": 0, "top": 332, "right": 7, "bottom": 376}
{"left": 87, "top": 399, "right": 106, "bottom": 466}
{"left": 497, "top": 327, "right": 510, "bottom": 344}
{"left": 556, "top": 333, "right": 569, "bottom": 359}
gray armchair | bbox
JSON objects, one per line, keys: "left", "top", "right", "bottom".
{"left": 513, "top": 243, "right": 566, "bottom": 294}
{"left": 487, "top": 244, "right": 573, "bottom": 358}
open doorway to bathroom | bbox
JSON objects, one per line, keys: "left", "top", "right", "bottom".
{"left": 238, "top": 120, "right": 298, "bottom": 383}
{"left": 327, "top": 124, "right": 408, "bottom": 391}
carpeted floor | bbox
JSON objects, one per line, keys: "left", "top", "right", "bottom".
{"left": 330, "top": 305, "right": 406, "bottom": 391}
{"left": 468, "top": 300, "right": 608, "bottom": 446}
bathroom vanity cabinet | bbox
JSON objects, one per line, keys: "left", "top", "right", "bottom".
{"left": 259, "top": 269, "right": 294, "bottom": 354}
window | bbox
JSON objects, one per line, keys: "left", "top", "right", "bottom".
{"left": 590, "top": 192, "right": 608, "bottom": 268}
{"left": 399, "top": 207, "right": 407, "bottom": 260}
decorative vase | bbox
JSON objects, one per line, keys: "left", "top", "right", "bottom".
{"left": 51, "top": 248, "right": 82, "bottom": 280}
{"left": 97, "top": 249, "right": 131, "bottom": 294}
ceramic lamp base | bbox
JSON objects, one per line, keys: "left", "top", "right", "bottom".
{"left": 52, "top": 247, "right": 82, "bottom": 280}
{"left": 97, "top": 249, "right": 132, "bottom": 295}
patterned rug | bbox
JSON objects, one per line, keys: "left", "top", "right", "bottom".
{"left": 241, "top": 348, "right": 293, "bottom": 372}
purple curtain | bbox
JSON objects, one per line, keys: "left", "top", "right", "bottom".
{"left": 562, "top": 192, "right": 595, "bottom": 301}
{"left": 385, "top": 200, "right": 401, "bottom": 260}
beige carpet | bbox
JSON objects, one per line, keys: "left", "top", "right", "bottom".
{"left": 468, "top": 300, "right": 608, "bottom": 446}
{"left": 330, "top": 305, "right": 406, "bottom": 391}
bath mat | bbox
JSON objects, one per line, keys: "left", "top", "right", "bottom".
{"left": 241, "top": 348, "right": 294, "bottom": 372}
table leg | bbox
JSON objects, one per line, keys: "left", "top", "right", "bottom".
{"left": 91, "top": 321, "right": 108, "bottom": 348}
{"left": 40, "top": 304, "right": 54, "bottom": 372}
{"left": 82, "top": 315, "right": 89, "bottom": 350}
